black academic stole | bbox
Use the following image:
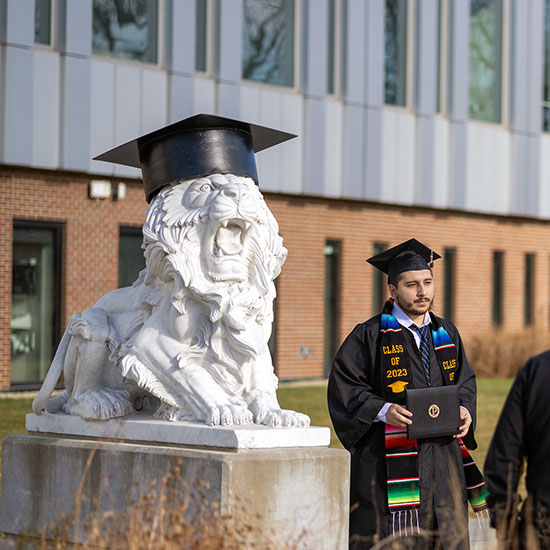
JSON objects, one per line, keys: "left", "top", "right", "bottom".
{"left": 379, "top": 300, "right": 459, "bottom": 404}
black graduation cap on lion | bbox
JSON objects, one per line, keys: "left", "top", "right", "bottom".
{"left": 366, "top": 238, "right": 441, "bottom": 284}
{"left": 94, "top": 113, "right": 296, "bottom": 203}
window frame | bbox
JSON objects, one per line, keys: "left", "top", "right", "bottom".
{"left": 443, "top": 247, "right": 456, "bottom": 322}
{"left": 34, "top": 0, "right": 54, "bottom": 48}
{"left": 492, "top": 250, "right": 504, "bottom": 327}
{"left": 467, "top": 0, "right": 510, "bottom": 127}
{"left": 195, "top": 0, "right": 214, "bottom": 75}
{"left": 11, "top": 219, "right": 63, "bottom": 389}
{"left": 372, "top": 242, "right": 388, "bottom": 315}
{"left": 241, "top": 0, "right": 301, "bottom": 91}
{"left": 268, "top": 278, "right": 279, "bottom": 373}
{"left": 524, "top": 252, "right": 535, "bottom": 326}
{"left": 326, "top": 0, "right": 345, "bottom": 97}
{"left": 436, "top": 0, "right": 449, "bottom": 115}
{"left": 323, "top": 239, "right": 341, "bottom": 377}
{"left": 91, "top": 0, "right": 161, "bottom": 66}
{"left": 118, "top": 225, "right": 145, "bottom": 289}
{"left": 382, "top": 0, "right": 415, "bottom": 111}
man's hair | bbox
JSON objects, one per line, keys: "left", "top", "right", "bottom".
{"left": 388, "top": 273, "right": 405, "bottom": 287}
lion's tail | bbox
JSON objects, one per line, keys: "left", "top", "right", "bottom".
{"left": 31, "top": 316, "right": 76, "bottom": 415}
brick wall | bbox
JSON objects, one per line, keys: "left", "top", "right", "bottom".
{"left": 267, "top": 195, "right": 550, "bottom": 380}
{"left": 1, "top": 166, "right": 550, "bottom": 389}
{"left": 0, "top": 167, "right": 146, "bottom": 389}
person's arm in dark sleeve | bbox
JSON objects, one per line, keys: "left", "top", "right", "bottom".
{"left": 327, "top": 326, "right": 386, "bottom": 450}
{"left": 484, "top": 367, "right": 526, "bottom": 531}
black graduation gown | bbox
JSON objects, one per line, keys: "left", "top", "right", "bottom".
{"left": 327, "top": 313, "right": 477, "bottom": 550}
{"left": 484, "top": 351, "right": 550, "bottom": 547}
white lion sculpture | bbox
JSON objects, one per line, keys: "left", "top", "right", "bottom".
{"left": 33, "top": 174, "right": 310, "bottom": 428}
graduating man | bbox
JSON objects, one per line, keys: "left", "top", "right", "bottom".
{"left": 328, "top": 239, "right": 485, "bottom": 549}
{"left": 484, "top": 352, "right": 550, "bottom": 549}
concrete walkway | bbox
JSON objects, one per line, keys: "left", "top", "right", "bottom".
{"left": 470, "top": 519, "right": 498, "bottom": 549}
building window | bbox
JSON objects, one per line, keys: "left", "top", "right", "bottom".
{"left": 195, "top": 0, "right": 208, "bottom": 72}
{"left": 35, "top": 0, "right": 51, "bottom": 45}
{"left": 119, "top": 226, "right": 146, "bottom": 288}
{"left": 436, "top": 0, "right": 448, "bottom": 114}
{"left": 469, "top": 0, "right": 503, "bottom": 123}
{"left": 11, "top": 221, "right": 62, "bottom": 387}
{"left": 524, "top": 253, "right": 535, "bottom": 326}
{"left": 372, "top": 242, "right": 388, "bottom": 314}
{"left": 92, "top": 0, "right": 158, "bottom": 64}
{"left": 268, "top": 279, "right": 278, "bottom": 372}
{"left": 242, "top": 0, "right": 295, "bottom": 87}
{"left": 324, "top": 240, "right": 340, "bottom": 376}
{"left": 384, "top": 0, "right": 408, "bottom": 106}
{"left": 492, "top": 251, "right": 504, "bottom": 326}
{"left": 327, "top": 0, "right": 344, "bottom": 96}
{"left": 543, "top": 0, "right": 550, "bottom": 131}
{"left": 443, "top": 247, "right": 455, "bottom": 321}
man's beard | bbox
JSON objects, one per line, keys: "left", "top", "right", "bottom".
{"left": 396, "top": 296, "right": 434, "bottom": 318}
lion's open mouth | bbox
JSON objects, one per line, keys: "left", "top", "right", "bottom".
{"left": 213, "top": 219, "right": 250, "bottom": 256}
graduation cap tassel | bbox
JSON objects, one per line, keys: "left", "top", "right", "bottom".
{"left": 392, "top": 511, "right": 396, "bottom": 536}
{"left": 416, "top": 509, "right": 420, "bottom": 534}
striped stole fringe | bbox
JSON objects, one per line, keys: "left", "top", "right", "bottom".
{"left": 385, "top": 425, "right": 491, "bottom": 537}
{"left": 460, "top": 440, "right": 491, "bottom": 527}
{"left": 385, "top": 424, "right": 421, "bottom": 536}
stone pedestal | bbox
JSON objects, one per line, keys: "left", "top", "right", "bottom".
{"left": 0, "top": 417, "right": 350, "bottom": 549}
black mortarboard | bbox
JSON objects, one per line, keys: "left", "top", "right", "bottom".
{"left": 93, "top": 113, "right": 296, "bottom": 203}
{"left": 366, "top": 238, "right": 441, "bottom": 283}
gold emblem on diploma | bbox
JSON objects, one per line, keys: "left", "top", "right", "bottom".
{"left": 428, "top": 404, "right": 440, "bottom": 418}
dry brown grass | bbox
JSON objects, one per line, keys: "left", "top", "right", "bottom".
{"left": 465, "top": 328, "right": 549, "bottom": 378}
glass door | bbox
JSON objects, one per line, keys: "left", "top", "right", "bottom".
{"left": 11, "top": 222, "right": 62, "bottom": 386}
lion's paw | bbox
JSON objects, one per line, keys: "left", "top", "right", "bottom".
{"left": 206, "top": 404, "right": 254, "bottom": 426}
{"left": 261, "top": 409, "right": 311, "bottom": 428}
{"left": 64, "top": 388, "right": 132, "bottom": 420}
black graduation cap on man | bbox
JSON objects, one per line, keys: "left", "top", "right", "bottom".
{"left": 94, "top": 114, "right": 296, "bottom": 203}
{"left": 366, "top": 238, "right": 441, "bottom": 284}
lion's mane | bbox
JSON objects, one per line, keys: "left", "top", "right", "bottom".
{"left": 121, "top": 174, "right": 287, "bottom": 412}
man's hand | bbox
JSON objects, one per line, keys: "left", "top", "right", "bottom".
{"left": 385, "top": 403, "right": 413, "bottom": 428}
{"left": 454, "top": 406, "right": 472, "bottom": 439}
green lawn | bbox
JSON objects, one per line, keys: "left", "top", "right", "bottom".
{"left": 470, "top": 378, "right": 513, "bottom": 467}
{"left": 277, "top": 377, "right": 514, "bottom": 468}
{"left": 0, "top": 379, "right": 513, "bottom": 490}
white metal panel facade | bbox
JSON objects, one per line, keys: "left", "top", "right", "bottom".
{"left": 32, "top": 48, "right": 60, "bottom": 168}
{"left": 89, "top": 59, "right": 115, "bottom": 175}
{"left": 0, "top": 0, "right": 548, "bottom": 220}
{"left": 466, "top": 123, "right": 512, "bottom": 215}
{"left": 538, "top": 135, "right": 550, "bottom": 219}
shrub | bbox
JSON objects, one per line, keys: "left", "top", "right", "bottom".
{"left": 465, "top": 329, "right": 549, "bottom": 377}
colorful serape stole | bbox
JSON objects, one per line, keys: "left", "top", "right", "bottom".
{"left": 459, "top": 439, "right": 491, "bottom": 526}
{"left": 385, "top": 424, "right": 421, "bottom": 536}
{"left": 385, "top": 426, "right": 491, "bottom": 536}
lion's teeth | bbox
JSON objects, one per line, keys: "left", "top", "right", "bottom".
{"left": 222, "top": 220, "right": 229, "bottom": 228}
{"left": 243, "top": 222, "right": 251, "bottom": 230}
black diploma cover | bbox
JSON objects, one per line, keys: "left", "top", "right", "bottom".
{"left": 406, "top": 386, "right": 460, "bottom": 439}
